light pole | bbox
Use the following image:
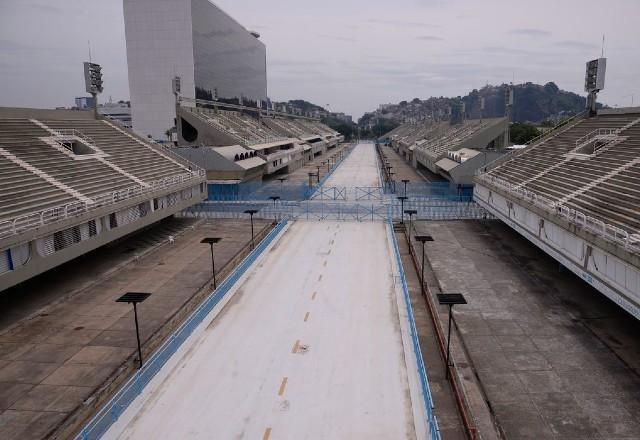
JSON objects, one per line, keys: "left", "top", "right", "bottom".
{"left": 389, "top": 172, "right": 396, "bottom": 193}
{"left": 316, "top": 165, "right": 322, "bottom": 178}
{"left": 437, "top": 293, "right": 467, "bottom": 380}
{"left": 201, "top": 237, "right": 222, "bottom": 289}
{"left": 402, "top": 179, "right": 410, "bottom": 196}
{"left": 244, "top": 210, "right": 258, "bottom": 249}
{"left": 414, "top": 234, "right": 434, "bottom": 298}
{"left": 326, "top": 159, "right": 330, "bottom": 173}
{"left": 404, "top": 209, "right": 417, "bottom": 235}
{"left": 269, "top": 196, "right": 280, "bottom": 220}
{"left": 397, "top": 196, "right": 407, "bottom": 224}
{"left": 116, "top": 292, "right": 151, "bottom": 369}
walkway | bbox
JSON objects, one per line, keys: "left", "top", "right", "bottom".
{"left": 104, "top": 221, "right": 428, "bottom": 439}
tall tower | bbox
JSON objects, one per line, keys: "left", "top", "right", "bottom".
{"left": 585, "top": 58, "right": 606, "bottom": 116}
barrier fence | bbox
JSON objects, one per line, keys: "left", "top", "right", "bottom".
{"left": 181, "top": 199, "right": 493, "bottom": 222}
{"left": 76, "top": 220, "right": 289, "bottom": 440}
{"left": 387, "top": 220, "right": 440, "bottom": 440}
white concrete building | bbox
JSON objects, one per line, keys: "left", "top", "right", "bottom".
{"left": 123, "top": 0, "right": 267, "bottom": 140}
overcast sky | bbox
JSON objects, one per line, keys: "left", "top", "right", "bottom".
{"left": 1, "top": 0, "right": 638, "bottom": 119}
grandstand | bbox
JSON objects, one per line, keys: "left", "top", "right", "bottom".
{"left": 475, "top": 107, "right": 640, "bottom": 319}
{"left": 384, "top": 117, "right": 508, "bottom": 183}
{"left": 176, "top": 105, "right": 343, "bottom": 177}
{"left": 0, "top": 108, "right": 206, "bottom": 291}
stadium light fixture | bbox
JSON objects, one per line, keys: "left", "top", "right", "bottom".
{"left": 414, "top": 234, "right": 434, "bottom": 298}
{"left": 243, "top": 210, "right": 259, "bottom": 249}
{"left": 437, "top": 293, "right": 467, "bottom": 380}
{"left": 116, "top": 292, "right": 151, "bottom": 369}
{"left": 201, "top": 237, "right": 222, "bottom": 289}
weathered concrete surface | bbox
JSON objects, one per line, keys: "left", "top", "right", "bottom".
{"left": 418, "top": 219, "right": 640, "bottom": 440}
{"left": 268, "top": 143, "right": 351, "bottom": 185}
{"left": 104, "top": 221, "right": 426, "bottom": 439}
{"left": 0, "top": 217, "right": 270, "bottom": 440}
{"left": 380, "top": 145, "right": 444, "bottom": 183}
{"left": 395, "top": 229, "right": 467, "bottom": 440}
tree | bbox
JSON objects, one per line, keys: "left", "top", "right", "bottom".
{"left": 510, "top": 123, "right": 541, "bottom": 144}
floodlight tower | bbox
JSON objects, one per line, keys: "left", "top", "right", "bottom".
{"left": 83, "top": 61, "right": 103, "bottom": 119}
{"left": 585, "top": 58, "right": 606, "bottom": 116}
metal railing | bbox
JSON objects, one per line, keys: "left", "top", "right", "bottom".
{"left": 476, "top": 110, "right": 588, "bottom": 175}
{"left": 476, "top": 173, "right": 640, "bottom": 254}
{"left": 387, "top": 220, "right": 440, "bottom": 440}
{"left": 75, "top": 219, "right": 289, "bottom": 440}
{"left": 0, "top": 170, "right": 205, "bottom": 240}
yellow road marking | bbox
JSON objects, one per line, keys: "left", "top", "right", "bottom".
{"left": 292, "top": 339, "right": 300, "bottom": 353}
{"left": 263, "top": 427, "right": 272, "bottom": 440}
{"left": 304, "top": 311, "right": 310, "bottom": 322}
{"left": 278, "top": 377, "right": 288, "bottom": 396}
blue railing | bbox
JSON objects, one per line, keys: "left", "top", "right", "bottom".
{"left": 76, "top": 220, "right": 289, "bottom": 440}
{"left": 387, "top": 220, "right": 440, "bottom": 440}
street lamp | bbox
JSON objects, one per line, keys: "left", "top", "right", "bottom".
{"left": 244, "top": 210, "right": 258, "bottom": 249}
{"left": 116, "top": 292, "right": 151, "bottom": 369}
{"left": 326, "top": 160, "right": 331, "bottom": 172}
{"left": 389, "top": 172, "right": 396, "bottom": 193}
{"left": 397, "top": 196, "right": 408, "bottom": 224}
{"left": 201, "top": 237, "right": 222, "bottom": 289}
{"left": 437, "top": 293, "right": 467, "bottom": 380}
{"left": 404, "top": 209, "right": 417, "bottom": 235}
{"left": 414, "top": 234, "right": 434, "bottom": 298}
{"left": 402, "top": 179, "right": 410, "bottom": 196}
{"left": 316, "top": 165, "right": 322, "bottom": 177}
{"left": 269, "top": 195, "right": 280, "bottom": 220}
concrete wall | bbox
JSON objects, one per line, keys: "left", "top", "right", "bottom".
{"left": 475, "top": 183, "right": 640, "bottom": 320}
{"left": 124, "top": 0, "right": 196, "bottom": 140}
{"left": 0, "top": 185, "right": 205, "bottom": 292}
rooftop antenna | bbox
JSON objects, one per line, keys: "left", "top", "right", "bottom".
{"left": 88, "top": 40, "right": 92, "bottom": 63}
{"left": 601, "top": 34, "right": 605, "bottom": 58}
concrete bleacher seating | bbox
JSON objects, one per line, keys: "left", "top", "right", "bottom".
{"left": 0, "top": 111, "right": 206, "bottom": 291}
{"left": 483, "top": 111, "right": 640, "bottom": 233}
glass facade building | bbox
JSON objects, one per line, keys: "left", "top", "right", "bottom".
{"left": 124, "top": 0, "right": 267, "bottom": 140}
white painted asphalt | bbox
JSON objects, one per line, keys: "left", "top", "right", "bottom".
{"left": 103, "top": 221, "right": 425, "bottom": 439}
{"left": 323, "top": 142, "right": 382, "bottom": 188}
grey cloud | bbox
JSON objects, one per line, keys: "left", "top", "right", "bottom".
{"left": 509, "top": 28, "right": 551, "bottom": 37}
{"left": 415, "top": 35, "right": 444, "bottom": 41}
{"left": 317, "top": 34, "right": 358, "bottom": 43}
{"left": 367, "top": 19, "right": 440, "bottom": 29}
{"left": 556, "top": 40, "right": 598, "bottom": 51}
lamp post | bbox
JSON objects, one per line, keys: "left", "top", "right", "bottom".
{"left": 389, "top": 171, "right": 396, "bottom": 193}
{"left": 316, "top": 165, "right": 322, "bottom": 178}
{"left": 116, "top": 292, "right": 151, "bottom": 369}
{"left": 269, "top": 196, "right": 280, "bottom": 220}
{"left": 404, "top": 209, "right": 417, "bottom": 235}
{"left": 437, "top": 293, "right": 467, "bottom": 380}
{"left": 308, "top": 172, "right": 315, "bottom": 188}
{"left": 243, "top": 210, "right": 258, "bottom": 249}
{"left": 277, "top": 177, "right": 287, "bottom": 192}
{"left": 326, "top": 159, "right": 331, "bottom": 173}
{"left": 201, "top": 237, "right": 222, "bottom": 289}
{"left": 402, "top": 179, "right": 410, "bottom": 196}
{"left": 397, "top": 196, "right": 408, "bottom": 224}
{"left": 414, "top": 234, "right": 434, "bottom": 298}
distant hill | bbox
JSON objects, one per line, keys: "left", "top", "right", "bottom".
{"left": 360, "top": 82, "right": 601, "bottom": 127}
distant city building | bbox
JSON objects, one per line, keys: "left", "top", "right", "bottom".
{"left": 123, "top": 0, "right": 268, "bottom": 140}
{"left": 75, "top": 96, "right": 96, "bottom": 110}
{"left": 98, "top": 103, "right": 132, "bottom": 128}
